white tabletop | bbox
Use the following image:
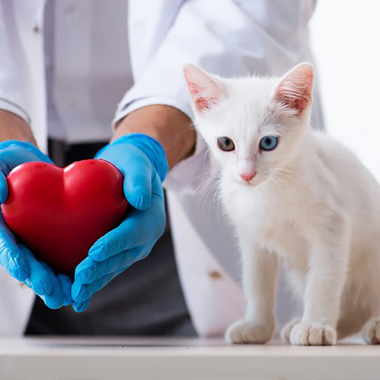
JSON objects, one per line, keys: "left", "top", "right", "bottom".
{"left": 0, "top": 336, "right": 379, "bottom": 380}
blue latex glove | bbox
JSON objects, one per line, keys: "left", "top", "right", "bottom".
{"left": 0, "top": 140, "right": 72, "bottom": 308}
{"left": 71, "top": 134, "right": 168, "bottom": 312}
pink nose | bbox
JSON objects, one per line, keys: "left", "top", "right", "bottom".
{"left": 240, "top": 172, "right": 256, "bottom": 182}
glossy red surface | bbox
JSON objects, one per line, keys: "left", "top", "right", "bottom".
{"left": 1, "top": 159, "right": 128, "bottom": 275}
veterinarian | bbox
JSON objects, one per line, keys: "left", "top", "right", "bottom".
{"left": 0, "top": 0, "right": 323, "bottom": 337}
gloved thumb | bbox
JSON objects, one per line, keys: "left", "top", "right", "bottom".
{"left": 121, "top": 150, "right": 153, "bottom": 211}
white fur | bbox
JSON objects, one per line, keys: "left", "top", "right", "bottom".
{"left": 184, "top": 63, "right": 380, "bottom": 346}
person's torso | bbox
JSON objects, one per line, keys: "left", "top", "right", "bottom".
{"left": 44, "top": 0, "right": 133, "bottom": 143}
{"left": 25, "top": 0, "right": 196, "bottom": 337}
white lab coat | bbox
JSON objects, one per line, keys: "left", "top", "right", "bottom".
{"left": 0, "top": 0, "right": 321, "bottom": 337}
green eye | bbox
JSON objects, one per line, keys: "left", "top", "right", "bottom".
{"left": 217, "top": 137, "right": 235, "bottom": 152}
{"left": 259, "top": 136, "right": 278, "bottom": 151}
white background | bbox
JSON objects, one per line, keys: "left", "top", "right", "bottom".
{"left": 310, "top": 0, "right": 380, "bottom": 180}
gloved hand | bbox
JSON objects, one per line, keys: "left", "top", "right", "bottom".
{"left": 71, "top": 134, "right": 168, "bottom": 312}
{"left": 0, "top": 140, "right": 72, "bottom": 309}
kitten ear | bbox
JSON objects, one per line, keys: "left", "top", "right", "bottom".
{"left": 274, "top": 63, "right": 314, "bottom": 115}
{"left": 183, "top": 64, "right": 224, "bottom": 113}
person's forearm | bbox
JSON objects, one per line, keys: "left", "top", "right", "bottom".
{"left": 0, "top": 110, "right": 37, "bottom": 145}
{"left": 113, "top": 105, "right": 195, "bottom": 170}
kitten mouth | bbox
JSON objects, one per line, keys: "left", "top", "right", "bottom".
{"left": 237, "top": 176, "right": 266, "bottom": 187}
{"left": 237, "top": 178, "right": 255, "bottom": 186}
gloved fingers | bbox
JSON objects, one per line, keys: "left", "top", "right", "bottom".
{"left": 0, "top": 172, "right": 8, "bottom": 204}
{"left": 72, "top": 299, "right": 90, "bottom": 313}
{"left": 36, "top": 263, "right": 66, "bottom": 309}
{"left": 121, "top": 148, "right": 153, "bottom": 210}
{"left": 20, "top": 244, "right": 53, "bottom": 296}
{"left": 74, "top": 247, "right": 142, "bottom": 286}
{"left": 72, "top": 268, "right": 124, "bottom": 304}
{"left": 58, "top": 274, "right": 73, "bottom": 306}
{"left": 88, "top": 214, "right": 147, "bottom": 260}
{"left": 89, "top": 185, "right": 165, "bottom": 261}
{"left": 0, "top": 216, "right": 29, "bottom": 281}
{"left": 40, "top": 279, "right": 66, "bottom": 309}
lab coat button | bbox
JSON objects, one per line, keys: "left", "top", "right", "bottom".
{"left": 33, "top": 25, "right": 40, "bottom": 34}
{"left": 208, "top": 271, "right": 222, "bottom": 280}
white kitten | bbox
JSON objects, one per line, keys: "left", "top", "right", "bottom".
{"left": 184, "top": 63, "right": 380, "bottom": 346}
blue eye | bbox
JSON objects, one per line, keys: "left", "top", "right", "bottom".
{"left": 259, "top": 136, "right": 278, "bottom": 151}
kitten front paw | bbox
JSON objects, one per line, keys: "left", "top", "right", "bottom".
{"left": 225, "top": 319, "right": 274, "bottom": 344}
{"left": 290, "top": 322, "right": 337, "bottom": 346}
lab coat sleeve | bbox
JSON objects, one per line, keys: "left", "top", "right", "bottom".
{"left": 0, "top": 1, "right": 31, "bottom": 124}
{"left": 115, "top": 0, "right": 317, "bottom": 192}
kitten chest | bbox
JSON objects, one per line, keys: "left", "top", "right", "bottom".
{"left": 224, "top": 184, "right": 310, "bottom": 262}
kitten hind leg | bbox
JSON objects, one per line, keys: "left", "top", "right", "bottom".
{"left": 225, "top": 319, "right": 275, "bottom": 344}
{"left": 362, "top": 318, "right": 380, "bottom": 344}
{"left": 281, "top": 317, "right": 301, "bottom": 343}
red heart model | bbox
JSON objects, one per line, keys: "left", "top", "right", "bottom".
{"left": 1, "top": 159, "right": 128, "bottom": 275}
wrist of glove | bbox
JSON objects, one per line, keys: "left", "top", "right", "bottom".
{"left": 96, "top": 133, "right": 168, "bottom": 181}
{"left": 0, "top": 140, "right": 53, "bottom": 168}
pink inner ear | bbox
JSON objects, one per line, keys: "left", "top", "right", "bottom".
{"left": 194, "top": 97, "right": 217, "bottom": 112}
{"left": 274, "top": 64, "right": 313, "bottom": 115}
{"left": 184, "top": 64, "right": 222, "bottom": 113}
{"left": 187, "top": 81, "right": 204, "bottom": 96}
{"left": 187, "top": 81, "right": 218, "bottom": 112}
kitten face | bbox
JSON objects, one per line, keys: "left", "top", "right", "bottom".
{"left": 184, "top": 64, "right": 313, "bottom": 187}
